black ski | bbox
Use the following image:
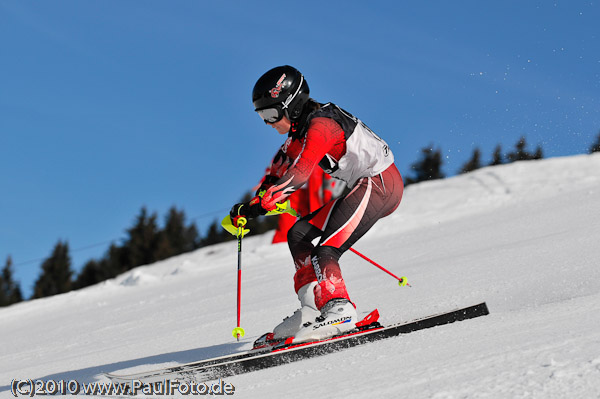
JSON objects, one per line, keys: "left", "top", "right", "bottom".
{"left": 105, "top": 302, "right": 489, "bottom": 383}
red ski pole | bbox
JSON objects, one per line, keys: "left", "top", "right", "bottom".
{"left": 349, "top": 247, "right": 410, "bottom": 287}
{"left": 232, "top": 218, "right": 247, "bottom": 341}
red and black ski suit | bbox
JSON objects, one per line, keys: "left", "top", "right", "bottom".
{"left": 255, "top": 103, "right": 403, "bottom": 310}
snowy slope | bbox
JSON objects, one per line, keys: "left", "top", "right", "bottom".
{"left": 1, "top": 154, "right": 600, "bottom": 399}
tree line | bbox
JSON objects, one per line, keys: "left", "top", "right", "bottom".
{"left": 404, "top": 135, "right": 545, "bottom": 185}
{"left": 0, "top": 204, "right": 278, "bottom": 305}
{"left": 2, "top": 133, "right": 600, "bottom": 306}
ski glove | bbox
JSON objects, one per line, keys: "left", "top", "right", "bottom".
{"left": 255, "top": 175, "right": 278, "bottom": 196}
{"left": 230, "top": 196, "right": 268, "bottom": 226}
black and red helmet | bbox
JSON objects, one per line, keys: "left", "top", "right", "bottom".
{"left": 252, "top": 65, "right": 310, "bottom": 122}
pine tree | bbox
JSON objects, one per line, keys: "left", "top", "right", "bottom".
{"left": 157, "top": 207, "right": 200, "bottom": 259}
{"left": 506, "top": 136, "right": 543, "bottom": 163}
{"left": 76, "top": 243, "right": 129, "bottom": 288}
{"left": 74, "top": 248, "right": 128, "bottom": 290}
{"left": 104, "top": 242, "right": 130, "bottom": 276}
{"left": 125, "top": 207, "right": 161, "bottom": 269}
{"left": 0, "top": 256, "right": 23, "bottom": 306}
{"left": 460, "top": 148, "right": 482, "bottom": 174}
{"left": 490, "top": 145, "right": 504, "bottom": 166}
{"left": 506, "top": 136, "right": 529, "bottom": 162}
{"left": 201, "top": 219, "right": 227, "bottom": 247}
{"left": 32, "top": 241, "right": 73, "bottom": 299}
{"left": 74, "top": 207, "right": 203, "bottom": 289}
{"left": 73, "top": 259, "right": 104, "bottom": 290}
{"left": 405, "top": 145, "right": 445, "bottom": 185}
{"left": 590, "top": 132, "right": 600, "bottom": 153}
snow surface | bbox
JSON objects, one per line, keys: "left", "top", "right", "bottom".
{"left": 2, "top": 154, "right": 600, "bottom": 399}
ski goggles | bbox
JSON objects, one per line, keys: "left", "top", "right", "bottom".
{"left": 256, "top": 106, "right": 284, "bottom": 124}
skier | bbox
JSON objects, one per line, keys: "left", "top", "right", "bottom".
{"left": 230, "top": 65, "right": 403, "bottom": 343}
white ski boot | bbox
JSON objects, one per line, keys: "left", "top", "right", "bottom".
{"left": 272, "top": 281, "right": 321, "bottom": 340}
{"left": 292, "top": 298, "right": 358, "bottom": 343}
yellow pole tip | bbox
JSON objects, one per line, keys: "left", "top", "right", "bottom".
{"left": 232, "top": 327, "right": 245, "bottom": 339}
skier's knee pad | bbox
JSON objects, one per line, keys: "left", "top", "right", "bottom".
{"left": 287, "top": 219, "right": 313, "bottom": 246}
{"left": 311, "top": 245, "right": 342, "bottom": 262}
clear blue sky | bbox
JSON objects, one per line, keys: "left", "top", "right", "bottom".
{"left": 1, "top": 1, "right": 598, "bottom": 298}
